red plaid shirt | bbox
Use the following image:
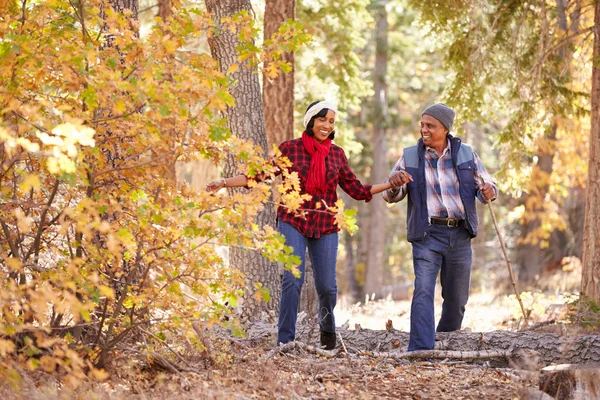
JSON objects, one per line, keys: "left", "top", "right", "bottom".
{"left": 275, "top": 138, "right": 372, "bottom": 238}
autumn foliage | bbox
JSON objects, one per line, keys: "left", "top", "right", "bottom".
{"left": 0, "top": 0, "right": 318, "bottom": 384}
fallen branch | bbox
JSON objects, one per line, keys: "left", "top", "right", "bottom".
{"left": 149, "top": 351, "right": 192, "bottom": 390}
{"left": 358, "top": 349, "right": 512, "bottom": 361}
{"left": 263, "top": 341, "right": 340, "bottom": 360}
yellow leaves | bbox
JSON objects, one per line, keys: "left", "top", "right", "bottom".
{"left": 38, "top": 356, "right": 58, "bottom": 373}
{"left": 5, "top": 258, "right": 21, "bottom": 271}
{"left": 332, "top": 200, "right": 358, "bottom": 235}
{"left": 0, "top": 340, "right": 16, "bottom": 357}
{"left": 18, "top": 174, "right": 41, "bottom": 193}
{"left": 88, "top": 367, "right": 109, "bottom": 381}
{"left": 162, "top": 37, "right": 179, "bottom": 54}
{"left": 35, "top": 120, "right": 96, "bottom": 174}
{"left": 14, "top": 208, "right": 33, "bottom": 233}
{"left": 0, "top": 127, "right": 41, "bottom": 154}
{"left": 226, "top": 63, "right": 239, "bottom": 75}
{"left": 98, "top": 285, "right": 115, "bottom": 300}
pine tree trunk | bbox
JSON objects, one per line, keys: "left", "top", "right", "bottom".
{"left": 262, "top": 0, "right": 295, "bottom": 149}
{"left": 294, "top": 327, "right": 600, "bottom": 366}
{"left": 204, "top": 0, "right": 279, "bottom": 320}
{"left": 364, "top": 3, "right": 388, "bottom": 298}
{"left": 581, "top": 1, "right": 600, "bottom": 300}
{"left": 109, "top": 0, "right": 138, "bottom": 15}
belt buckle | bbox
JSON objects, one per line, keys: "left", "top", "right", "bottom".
{"left": 446, "top": 219, "right": 453, "bottom": 227}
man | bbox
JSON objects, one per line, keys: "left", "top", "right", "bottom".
{"left": 383, "top": 103, "right": 497, "bottom": 351}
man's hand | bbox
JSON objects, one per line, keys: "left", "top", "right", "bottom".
{"left": 479, "top": 182, "right": 495, "bottom": 201}
{"left": 388, "top": 170, "right": 413, "bottom": 188}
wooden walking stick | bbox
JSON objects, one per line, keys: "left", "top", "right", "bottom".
{"left": 486, "top": 200, "right": 529, "bottom": 327}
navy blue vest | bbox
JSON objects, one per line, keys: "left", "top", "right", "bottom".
{"left": 403, "top": 135, "right": 478, "bottom": 242}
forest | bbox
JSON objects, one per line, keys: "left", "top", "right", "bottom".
{"left": 0, "top": 0, "right": 599, "bottom": 398}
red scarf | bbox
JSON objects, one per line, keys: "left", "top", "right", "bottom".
{"left": 302, "top": 131, "right": 331, "bottom": 195}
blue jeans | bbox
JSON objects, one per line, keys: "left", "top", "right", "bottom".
{"left": 277, "top": 221, "right": 339, "bottom": 345}
{"left": 408, "top": 224, "right": 472, "bottom": 351}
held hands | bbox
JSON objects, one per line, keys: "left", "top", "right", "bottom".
{"left": 479, "top": 182, "right": 495, "bottom": 201}
{"left": 206, "top": 179, "right": 226, "bottom": 192}
{"left": 388, "top": 170, "right": 413, "bottom": 188}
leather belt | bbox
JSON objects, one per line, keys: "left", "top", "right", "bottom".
{"left": 429, "top": 217, "right": 464, "bottom": 228}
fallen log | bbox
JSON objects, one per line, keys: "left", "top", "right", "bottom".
{"left": 539, "top": 364, "right": 600, "bottom": 400}
{"left": 289, "top": 326, "right": 600, "bottom": 366}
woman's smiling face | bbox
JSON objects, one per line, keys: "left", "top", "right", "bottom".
{"left": 312, "top": 110, "right": 336, "bottom": 143}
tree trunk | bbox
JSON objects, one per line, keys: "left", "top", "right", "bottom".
{"left": 157, "top": 0, "right": 172, "bottom": 20}
{"left": 363, "top": 2, "right": 388, "bottom": 298}
{"left": 293, "top": 327, "right": 600, "bottom": 366}
{"left": 262, "top": 0, "right": 295, "bottom": 150}
{"left": 109, "top": 0, "right": 138, "bottom": 16}
{"left": 581, "top": 1, "right": 600, "bottom": 300}
{"left": 516, "top": 125, "right": 558, "bottom": 282}
{"left": 518, "top": 0, "right": 584, "bottom": 284}
{"left": 204, "top": 0, "right": 279, "bottom": 320}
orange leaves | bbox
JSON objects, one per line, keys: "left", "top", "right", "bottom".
{"left": 0, "top": 0, "right": 313, "bottom": 386}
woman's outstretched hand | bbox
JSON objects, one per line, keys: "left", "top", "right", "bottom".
{"left": 206, "top": 179, "right": 226, "bottom": 192}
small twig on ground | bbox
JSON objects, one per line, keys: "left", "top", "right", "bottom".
{"left": 338, "top": 332, "right": 348, "bottom": 354}
{"left": 522, "top": 319, "right": 557, "bottom": 332}
{"left": 149, "top": 351, "right": 192, "bottom": 390}
{"left": 139, "top": 328, "right": 192, "bottom": 368}
{"left": 263, "top": 341, "right": 341, "bottom": 359}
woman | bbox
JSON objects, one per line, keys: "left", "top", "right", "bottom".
{"left": 207, "top": 101, "right": 398, "bottom": 349}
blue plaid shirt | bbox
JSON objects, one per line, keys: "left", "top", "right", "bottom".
{"left": 383, "top": 140, "right": 496, "bottom": 218}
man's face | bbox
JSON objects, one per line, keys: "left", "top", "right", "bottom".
{"left": 420, "top": 114, "right": 448, "bottom": 151}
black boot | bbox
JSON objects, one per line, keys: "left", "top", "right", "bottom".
{"left": 320, "top": 330, "right": 336, "bottom": 350}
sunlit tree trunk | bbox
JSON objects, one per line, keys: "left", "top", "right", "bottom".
{"left": 157, "top": 0, "right": 172, "bottom": 20}
{"left": 109, "top": 0, "right": 138, "bottom": 15}
{"left": 95, "top": 0, "right": 140, "bottom": 369}
{"left": 204, "top": 0, "right": 279, "bottom": 319}
{"left": 364, "top": 2, "right": 388, "bottom": 298}
{"left": 581, "top": 1, "right": 600, "bottom": 299}
{"left": 262, "top": 0, "right": 295, "bottom": 148}
{"left": 517, "top": 0, "right": 582, "bottom": 282}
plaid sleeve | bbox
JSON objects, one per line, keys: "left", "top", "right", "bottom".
{"left": 337, "top": 148, "right": 373, "bottom": 202}
{"left": 473, "top": 152, "right": 498, "bottom": 202}
{"left": 383, "top": 155, "right": 407, "bottom": 203}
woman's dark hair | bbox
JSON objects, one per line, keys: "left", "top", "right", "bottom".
{"left": 305, "top": 101, "right": 336, "bottom": 140}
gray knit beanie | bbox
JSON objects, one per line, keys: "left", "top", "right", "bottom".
{"left": 422, "top": 103, "right": 455, "bottom": 133}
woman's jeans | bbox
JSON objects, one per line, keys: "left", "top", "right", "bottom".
{"left": 408, "top": 224, "right": 472, "bottom": 351}
{"left": 277, "top": 221, "right": 339, "bottom": 345}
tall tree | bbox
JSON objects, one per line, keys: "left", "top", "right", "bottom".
{"left": 516, "top": 0, "right": 583, "bottom": 282}
{"left": 581, "top": 1, "right": 600, "bottom": 299}
{"left": 408, "top": 0, "right": 593, "bottom": 293}
{"left": 364, "top": 1, "right": 389, "bottom": 297}
{"left": 204, "top": 0, "right": 280, "bottom": 319}
{"left": 263, "top": 0, "right": 295, "bottom": 147}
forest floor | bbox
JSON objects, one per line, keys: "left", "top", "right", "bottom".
{"left": 0, "top": 290, "right": 577, "bottom": 399}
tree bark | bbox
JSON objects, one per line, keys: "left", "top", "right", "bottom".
{"left": 204, "top": 0, "right": 279, "bottom": 320}
{"left": 581, "top": 0, "right": 600, "bottom": 300}
{"left": 293, "top": 327, "right": 600, "bottom": 366}
{"left": 109, "top": 0, "right": 138, "bottom": 16}
{"left": 157, "top": 0, "right": 172, "bottom": 20}
{"left": 363, "top": 2, "right": 388, "bottom": 298}
{"left": 516, "top": 124, "right": 557, "bottom": 282}
{"left": 262, "top": 0, "right": 295, "bottom": 150}
{"left": 518, "top": 0, "right": 585, "bottom": 284}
